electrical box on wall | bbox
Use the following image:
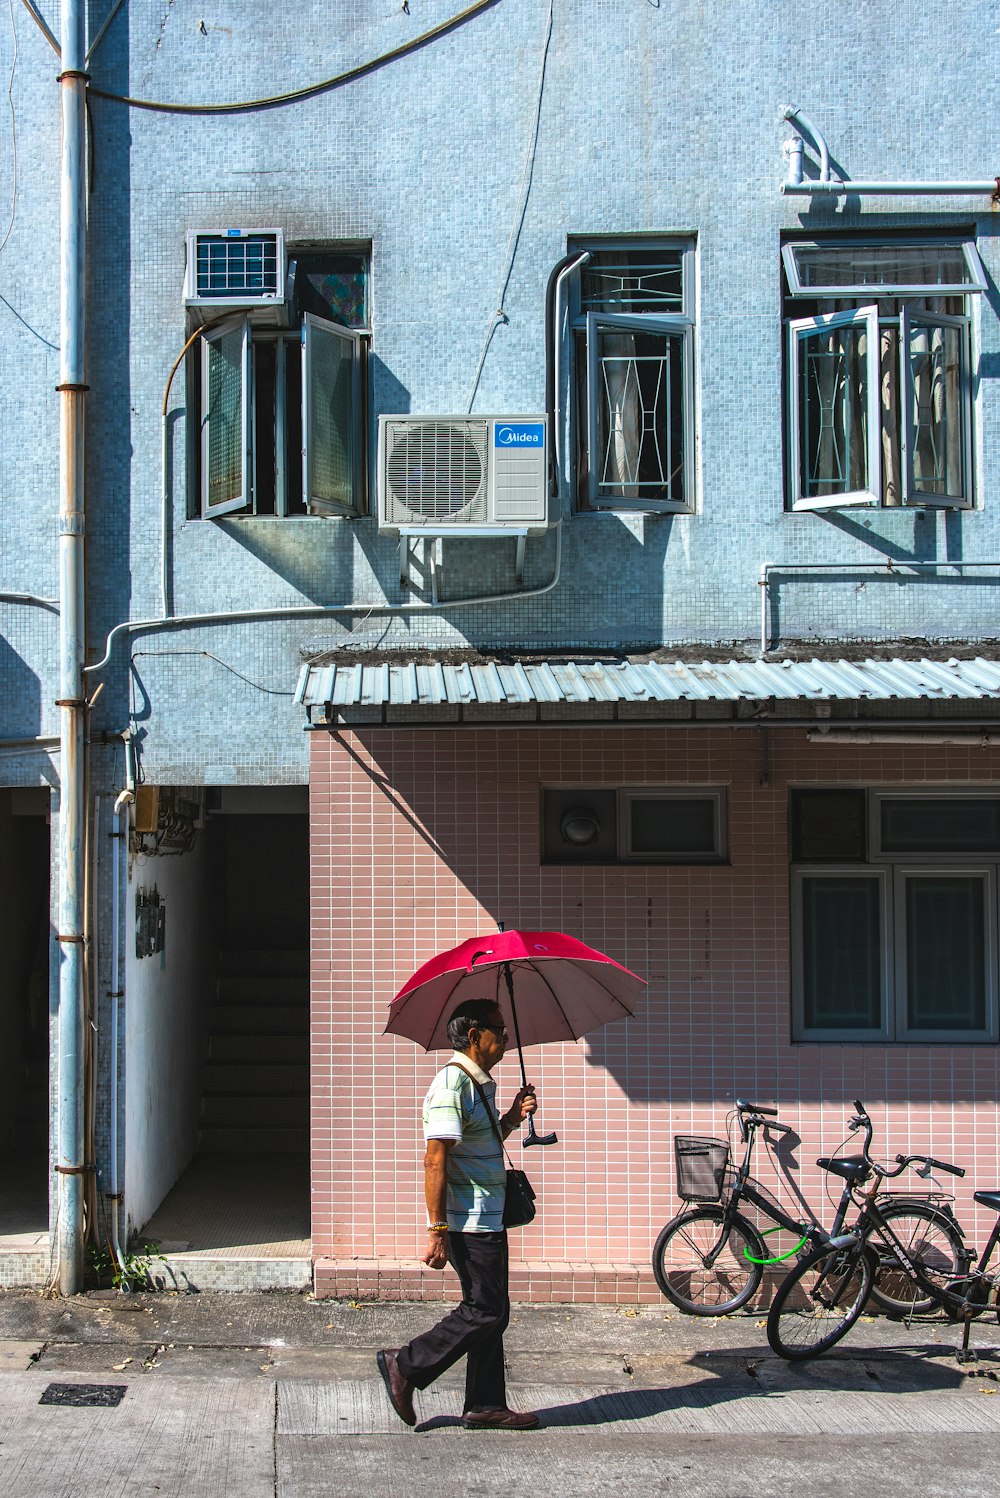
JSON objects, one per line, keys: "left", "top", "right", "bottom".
{"left": 135, "top": 886, "right": 166, "bottom": 959}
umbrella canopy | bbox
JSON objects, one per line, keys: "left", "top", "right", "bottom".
{"left": 386, "top": 929, "right": 645, "bottom": 1053}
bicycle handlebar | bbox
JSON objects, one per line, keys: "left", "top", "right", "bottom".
{"left": 735, "top": 1099, "right": 778, "bottom": 1116}
{"left": 894, "top": 1152, "right": 965, "bottom": 1178}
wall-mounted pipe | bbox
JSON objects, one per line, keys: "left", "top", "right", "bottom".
{"left": 781, "top": 105, "right": 997, "bottom": 199}
{"left": 809, "top": 729, "right": 1000, "bottom": 746}
{"left": 55, "top": 0, "right": 89, "bottom": 1297}
{"left": 545, "top": 249, "right": 590, "bottom": 500}
{"left": 783, "top": 179, "right": 999, "bottom": 197}
{"left": 0, "top": 591, "right": 60, "bottom": 612}
{"left": 84, "top": 521, "right": 564, "bottom": 677}
{"left": 759, "top": 559, "right": 1000, "bottom": 655}
{"left": 782, "top": 106, "right": 831, "bottom": 182}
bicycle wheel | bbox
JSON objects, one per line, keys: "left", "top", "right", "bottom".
{"left": 869, "top": 1202, "right": 966, "bottom": 1316}
{"left": 767, "top": 1241, "right": 875, "bottom": 1360}
{"left": 652, "top": 1205, "right": 766, "bottom": 1315}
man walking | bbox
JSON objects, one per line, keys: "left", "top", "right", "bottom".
{"left": 377, "top": 998, "right": 540, "bottom": 1430}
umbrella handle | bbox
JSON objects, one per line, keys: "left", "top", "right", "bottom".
{"left": 522, "top": 1114, "right": 558, "bottom": 1148}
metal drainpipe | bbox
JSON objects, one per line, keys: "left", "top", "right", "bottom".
{"left": 55, "top": 0, "right": 88, "bottom": 1296}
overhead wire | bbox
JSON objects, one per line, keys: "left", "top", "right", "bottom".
{"left": 0, "top": 0, "right": 18, "bottom": 257}
{"left": 465, "top": 0, "right": 553, "bottom": 413}
{"left": 85, "top": 0, "right": 500, "bottom": 115}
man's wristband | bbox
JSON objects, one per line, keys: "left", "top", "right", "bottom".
{"left": 428, "top": 1222, "right": 449, "bottom": 1234}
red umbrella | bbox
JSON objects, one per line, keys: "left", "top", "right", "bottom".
{"left": 386, "top": 928, "right": 645, "bottom": 1146}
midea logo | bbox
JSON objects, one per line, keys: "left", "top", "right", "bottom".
{"left": 495, "top": 424, "right": 543, "bottom": 446}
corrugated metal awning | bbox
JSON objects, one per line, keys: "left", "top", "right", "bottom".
{"left": 295, "top": 656, "right": 1000, "bottom": 714}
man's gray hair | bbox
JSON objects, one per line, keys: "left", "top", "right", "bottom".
{"left": 447, "top": 999, "right": 502, "bottom": 1051}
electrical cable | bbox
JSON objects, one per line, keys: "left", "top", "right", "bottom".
{"left": 131, "top": 648, "right": 296, "bottom": 697}
{"left": 0, "top": 0, "right": 19, "bottom": 257}
{"left": 86, "top": 0, "right": 500, "bottom": 115}
{"left": 465, "top": 0, "right": 552, "bottom": 413}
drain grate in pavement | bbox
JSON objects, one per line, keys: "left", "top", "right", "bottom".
{"left": 39, "top": 1383, "right": 127, "bottom": 1408}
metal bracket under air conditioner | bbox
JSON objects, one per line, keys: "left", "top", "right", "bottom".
{"left": 398, "top": 525, "right": 529, "bottom": 603}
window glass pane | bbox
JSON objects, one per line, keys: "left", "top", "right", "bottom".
{"left": 580, "top": 249, "right": 684, "bottom": 314}
{"left": 594, "top": 326, "right": 684, "bottom": 501}
{"left": 294, "top": 252, "right": 368, "bottom": 328}
{"left": 204, "top": 324, "right": 245, "bottom": 509}
{"left": 880, "top": 799, "right": 1000, "bottom": 854}
{"left": 306, "top": 321, "right": 357, "bottom": 510}
{"left": 630, "top": 798, "right": 717, "bottom": 855}
{"left": 792, "top": 790, "right": 866, "bottom": 861}
{"left": 908, "top": 320, "right": 964, "bottom": 498}
{"left": 791, "top": 244, "right": 974, "bottom": 293}
{"left": 801, "top": 876, "right": 882, "bottom": 1030}
{"left": 905, "top": 875, "right": 986, "bottom": 1031}
{"left": 797, "top": 322, "right": 870, "bottom": 498}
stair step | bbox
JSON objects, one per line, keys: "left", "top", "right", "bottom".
{"left": 199, "top": 1126, "right": 308, "bottom": 1155}
{"left": 211, "top": 1005, "right": 308, "bottom": 1035}
{"left": 208, "top": 1034, "right": 308, "bottom": 1063}
{"left": 201, "top": 1095, "right": 309, "bottom": 1128}
{"left": 215, "top": 974, "right": 308, "bottom": 1006}
{"left": 204, "top": 1062, "right": 309, "bottom": 1093}
{"left": 218, "top": 950, "right": 309, "bottom": 980}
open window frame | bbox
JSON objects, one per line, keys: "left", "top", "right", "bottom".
{"left": 568, "top": 237, "right": 697, "bottom": 516}
{"left": 198, "top": 311, "right": 366, "bottom": 519}
{"left": 783, "top": 237, "right": 984, "bottom": 514}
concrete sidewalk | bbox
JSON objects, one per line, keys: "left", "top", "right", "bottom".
{"left": 1, "top": 1289, "right": 999, "bottom": 1495}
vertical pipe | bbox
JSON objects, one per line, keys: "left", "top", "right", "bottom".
{"left": 56, "top": 0, "right": 89, "bottom": 1295}
{"left": 109, "top": 785, "right": 129, "bottom": 1270}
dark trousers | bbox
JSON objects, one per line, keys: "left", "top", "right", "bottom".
{"left": 396, "top": 1230, "right": 509, "bottom": 1412}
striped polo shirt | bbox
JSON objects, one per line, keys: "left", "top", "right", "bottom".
{"left": 423, "top": 1053, "right": 505, "bottom": 1233}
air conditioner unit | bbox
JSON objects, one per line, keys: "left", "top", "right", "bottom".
{"left": 377, "top": 415, "right": 551, "bottom": 535}
{"left": 184, "top": 229, "right": 286, "bottom": 324}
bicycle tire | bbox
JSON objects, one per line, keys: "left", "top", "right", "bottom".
{"left": 652, "top": 1205, "right": 766, "bottom": 1315}
{"left": 767, "top": 1240, "right": 875, "bottom": 1360}
{"left": 868, "top": 1202, "right": 966, "bottom": 1316}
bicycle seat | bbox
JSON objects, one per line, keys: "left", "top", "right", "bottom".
{"left": 816, "top": 1154, "right": 871, "bottom": 1183}
{"left": 973, "top": 1190, "right": 1000, "bottom": 1212}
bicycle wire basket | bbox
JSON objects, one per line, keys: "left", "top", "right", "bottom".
{"left": 674, "top": 1135, "right": 732, "bottom": 1202}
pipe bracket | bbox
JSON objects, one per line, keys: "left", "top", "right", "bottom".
{"left": 55, "top": 696, "right": 86, "bottom": 707}
{"left": 55, "top": 382, "right": 91, "bottom": 393}
{"left": 54, "top": 1163, "right": 95, "bottom": 1175}
{"left": 57, "top": 932, "right": 86, "bottom": 945}
{"left": 56, "top": 70, "right": 91, "bottom": 83}
{"left": 57, "top": 516, "right": 86, "bottom": 538}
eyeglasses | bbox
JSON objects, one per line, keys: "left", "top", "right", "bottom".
{"left": 479, "top": 1023, "right": 509, "bottom": 1039}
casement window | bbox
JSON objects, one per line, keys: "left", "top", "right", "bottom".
{"left": 569, "top": 240, "right": 696, "bottom": 513}
{"left": 542, "top": 786, "right": 726, "bottom": 865}
{"left": 790, "top": 789, "right": 1000, "bottom": 1042}
{"left": 196, "top": 249, "right": 369, "bottom": 518}
{"left": 782, "top": 238, "right": 986, "bottom": 512}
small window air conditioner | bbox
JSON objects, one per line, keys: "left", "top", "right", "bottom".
{"left": 184, "top": 229, "right": 286, "bottom": 323}
{"left": 377, "top": 415, "right": 551, "bottom": 534}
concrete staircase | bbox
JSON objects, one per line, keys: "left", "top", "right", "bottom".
{"left": 200, "top": 950, "right": 309, "bottom": 1155}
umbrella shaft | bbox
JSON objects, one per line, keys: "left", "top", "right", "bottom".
{"left": 502, "top": 963, "right": 529, "bottom": 1092}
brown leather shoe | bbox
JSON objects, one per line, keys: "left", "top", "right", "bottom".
{"left": 462, "top": 1407, "right": 540, "bottom": 1430}
{"left": 376, "top": 1348, "right": 417, "bottom": 1427}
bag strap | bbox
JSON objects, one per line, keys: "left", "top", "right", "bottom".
{"left": 448, "top": 1061, "right": 514, "bottom": 1167}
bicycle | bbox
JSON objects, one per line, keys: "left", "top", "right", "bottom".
{"left": 767, "top": 1142, "right": 987, "bottom": 1361}
{"left": 652, "top": 1099, "right": 967, "bottom": 1317}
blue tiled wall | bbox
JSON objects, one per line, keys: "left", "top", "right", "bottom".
{"left": 2, "top": 0, "right": 1000, "bottom": 782}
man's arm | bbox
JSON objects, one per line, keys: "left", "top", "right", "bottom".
{"left": 423, "top": 1138, "right": 454, "bottom": 1268}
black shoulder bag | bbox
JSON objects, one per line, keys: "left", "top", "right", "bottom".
{"left": 458, "top": 1068, "right": 537, "bottom": 1229}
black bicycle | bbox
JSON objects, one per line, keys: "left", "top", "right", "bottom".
{"left": 652, "top": 1099, "right": 967, "bottom": 1317}
{"left": 767, "top": 1143, "right": 985, "bottom": 1361}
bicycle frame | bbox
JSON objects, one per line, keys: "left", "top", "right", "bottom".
{"left": 853, "top": 1186, "right": 986, "bottom": 1324}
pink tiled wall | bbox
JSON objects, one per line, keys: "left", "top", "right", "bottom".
{"left": 309, "top": 725, "right": 1000, "bottom": 1299}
